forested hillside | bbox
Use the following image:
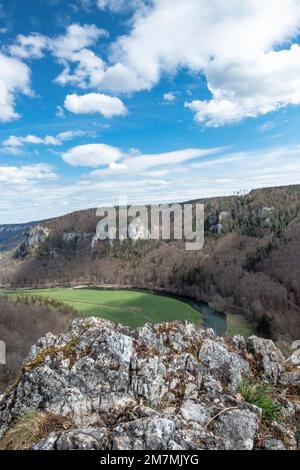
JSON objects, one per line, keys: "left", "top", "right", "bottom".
{"left": 0, "top": 296, "right": 75, "bottom": 392}
{"left": 1, "top": 185, "right": 300, "bottom": 340}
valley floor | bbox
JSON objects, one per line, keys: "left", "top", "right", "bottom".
{"left": 0, "top": 288, "right": 203, "bottom": 329}
{"left": 226, "top": 313, "right": 256, "bottom": 338}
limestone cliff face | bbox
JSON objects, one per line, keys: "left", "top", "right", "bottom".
{"left": 0, "top": 222, "right": 36, "bottom": 252}
{"left": 0, "top": 318, "right": 299, "bottom": 450}
{"left": 25, "top": 226, "right": 50, "bottom": 248}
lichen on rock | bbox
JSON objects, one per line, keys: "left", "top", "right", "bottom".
{"left": 0, "top": 318, "right": 299, "bottom": 450}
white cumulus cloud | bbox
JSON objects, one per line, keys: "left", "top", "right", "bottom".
{"left": 0, "top": 52, "right": 31, "bottom": 122}
{"left": 163, "top": 92, "right": 176, "bottom": 103}
{"left": 185, "top": 43, "right": 300, "bottom": 126}
{"left": 9, "top": 24, "right": 107, "bottom": 90}
{"left": 93, "top": 0, "right": 300, "bottom": 125}
{"left": 50, "top": 24, "right": 108, "bottom": 89}
{"left": 49, "top": 23, "right": 106, "bottom": 60}
{"left": 9, "top": 33, "right": 48, "bottom": 59}
{"left": 7, "top": 1, "right": 300, "bottom": 126}
{"left": 62, "top": 143, "right": 125, "bottom": 167}
{"left": 64, "top": 92, "right": 127, "bottom": 117}
{"left": 97, "top": 0, "right": 146, "bottom": 13}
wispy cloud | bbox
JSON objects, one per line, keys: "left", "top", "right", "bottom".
{"left": 0, "top": 163, "right": 57, "bottom": 184}
{"left": 62, "top": 144, "right": 224, "bottom": 171}
{"left": 2, "top": 142, "right": 300, "bottom": 223}
{"left": 2, "top": 130, "right": 94, "bottom": 153}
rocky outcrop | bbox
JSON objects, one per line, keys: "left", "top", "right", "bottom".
{"left": 128, "top": 217, "right": 150, "bottom": 241}
{"left": 25, "top": 225, "right": 50, "bottom": 248}
{"left": 13, "top": 225, "right": 51, "bottom": 259}
{"left": 62, "top": 232, "right": 90, "bottom": 243}
{"left": 0, "top": 319, "right": 299, "bottom": 450}
{"left": 247, "top": 336, "right": 285, "bottom": 384}
{"left": 92, "top": 217, "right": 150, "bottom": 248}
{"left": 0, "top": 222, "right": 37, "bottom": 252}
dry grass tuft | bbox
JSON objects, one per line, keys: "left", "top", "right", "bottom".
{"left": 0, "top": 411, "right": 70, "bottom": 450}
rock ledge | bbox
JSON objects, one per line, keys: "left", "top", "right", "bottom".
{"left": 0, "top": 318, "right": 299, "bottom": 450}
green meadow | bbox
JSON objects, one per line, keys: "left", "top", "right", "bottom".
{"left": 0, "top": 288, "right": 202, "bottom": 329}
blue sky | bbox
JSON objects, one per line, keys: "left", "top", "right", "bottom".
{"left": 1, "top": 0, "right": 300, "bottom": 223}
